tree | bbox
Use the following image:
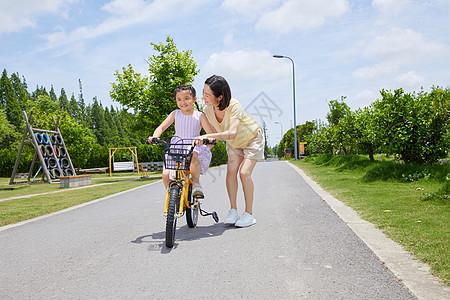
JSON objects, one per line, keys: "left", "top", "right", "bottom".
{"left": 10, "top": 72, "right": 30, "bottom": 111}
{"left": 49, "top": 85, "right": 58, "bottom": 102}
{"left": 278, "top": 121, "right": 316, "bottom": 157}
{"left": 353, "top": 107, "right": 378, "bottom": 160}
{"left": 59, "top": 112, "right": 96, "bottom": 169}
{"left": 262, "top": 122, "right": 270, "bottom": 158}
{"left": 0, "top": 109, "right": 21, "bottom": 149}
{"left": 326, "top": 97, "right": 352, "bottom": 154}
{"left": 59, "top": 88, "right": 70, "bottom": 112}
{"left": 68, "top": 93, "right": 81, "bottom": 121}
{"left": 89, "top": 97, "right": 109, "bottom": 145}
{"left": 110, "top": 35, "right": 199, "bottom": 136}
{"left": 0, "top": 69, "right": 23, "bottom": 130}
{"left": 77, "top": 79, "right": 87, "bottom": 126}
{"left": 372, "top": 88, "right": 449, "bottom": 163}
{"left": 327, "top": 96, "right": 350, "bottom": 126}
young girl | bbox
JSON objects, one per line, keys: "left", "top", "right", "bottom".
{"left": 148, "top": 84, "right": 215, "bottom": 197}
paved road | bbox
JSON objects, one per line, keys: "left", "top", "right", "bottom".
{"left": 0, "top": 161, "right": 417, "bottom": 299}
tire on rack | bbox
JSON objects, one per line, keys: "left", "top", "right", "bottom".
{"left": 185, "top": 183, "right": 198, "bottom": 228}
{"left": 59, "top": 147, "right": 67, "bottom": 157}
{"left": 61, "top": 157, "right": 70, "bottom": 168}
{"left": 39, "top": 145, "right": 46, "bottom": 157}
{"left": 35, "top": 133, "right": 43, "bottom": 144}
{"left": 166, "top": 185, "right": 180, "bottom": 248}
{"left": 48, "top": 157, "right": 58, "bottom": 169}
{"left": 41, "top": 133, "right": 50, "bottom": 145}
{"left": 45, "top": 145, "right": 53, "bottom": 157}
{"left": 65, "top": 168, "right": 74, "bottom": 176}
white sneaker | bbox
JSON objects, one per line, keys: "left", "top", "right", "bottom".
{"left": 224, "top": 209, "right": 240, "bottom": 225}
{"left": 192, "top": 183, "right": 203, "bottom": 197}
{"left": 235, "top": 212, "right": 256, "bottom": 228}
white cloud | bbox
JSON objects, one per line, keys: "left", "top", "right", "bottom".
{"left": 200, "top": 50, "right": 291, "bottom": 82}
{"left": 353, "top": 63, "right": 398, "bottom": 79}
{"left": 352, "top": 89, "right": 378, "bottom": 108}
{"left": 0, "top": 0, "right": 77, "bottom": 33}
{"left": 363, "top": 27, "right": 446, "bottom": 63}
{"left": 221, "top": 0, "right": 279, "bottom": 17}
{"left": 395, "top": 70, "right": 425, "bottom": 88}
{"left": 41, "top": 0, "right": 207, "bottom": 49}
{"left": 372, "top": 0, "right": 411, "bottom": 15}
{"left": 355, "top": 27, "right": 449, "bottom": 79}
{"left": 256, "top": 0, "right": 349, "bottom": 33}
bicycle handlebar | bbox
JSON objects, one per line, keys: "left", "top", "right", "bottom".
{"left": 146, "top": 137, "right": 216, "bottom": 146}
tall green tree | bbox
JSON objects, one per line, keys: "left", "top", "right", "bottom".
{"left": 59, "top": 88, "right": 70, "bottom": 112}
{"left": 104, "top": 106, "right": 119, "bottom": 145}
{"left": 31, "top": 86, "right": 48, "bottom": 101}
{"left": 89, "top": 97, "right": 109, "bottom": 145}
{"left": 110, "top": 35, "right": 199, "bottom": 137}
{"left": 77, "top": 79, "right": 88, "bottom": 126}
{"left": 0, "top": 69, "right": 23, "bottom": 130}
{"left": 10, "top": 72, "right": 30, "bottom": 111}
{"left": 49, "top": 85, "right": 58, "bottom": 102}
{"left": 68, "top": 93, "right": 81, "bottom": 121}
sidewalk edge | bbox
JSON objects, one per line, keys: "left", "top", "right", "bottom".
{"left": 286, "top": 161, "right": 450, "bottom": 300}
{"left": 0, "top": 180, "right": 161, "bottom": 233}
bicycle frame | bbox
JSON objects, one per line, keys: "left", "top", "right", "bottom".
{"left": 164, "top": 161, "right": 195, "bottom": 218}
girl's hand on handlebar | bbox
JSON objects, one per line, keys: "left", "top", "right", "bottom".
{"left": 147, "top": 137, "right": 159, "bottom": 145}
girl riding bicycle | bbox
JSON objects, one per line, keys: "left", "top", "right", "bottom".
{"left": 148, "top": 84, "right": 216, "bottom": 197}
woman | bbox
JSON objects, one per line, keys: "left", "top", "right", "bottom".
{"left": 197, "top": 75, "right": 264, "bottom": 228}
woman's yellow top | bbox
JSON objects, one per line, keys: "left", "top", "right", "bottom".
{"left": 205, "top": 98, "right": 261, "bottom": 148}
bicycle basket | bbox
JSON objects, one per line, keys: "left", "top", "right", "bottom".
{"left": 163, "top": 146, "right": 192, "bottom": 170}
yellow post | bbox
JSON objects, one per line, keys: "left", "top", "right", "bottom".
{"left": 108, "top": 148, "right": 112, "bottom": 177}
{"left": 133, "top": 147, "right": 139, "bottom": 175}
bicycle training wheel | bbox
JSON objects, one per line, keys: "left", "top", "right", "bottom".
{"left": 186, "top": 183, "right": 199, "bottom": 228}
{"left": 166, "top": 185, "right": 180, "bottom": 248}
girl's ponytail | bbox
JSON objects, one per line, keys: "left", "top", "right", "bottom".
{"left": 194, "top": 101, "right": 203, "bottom": 112}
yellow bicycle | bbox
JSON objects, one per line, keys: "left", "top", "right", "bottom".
{"left": 150, "top": 137, "right": 218, "bottom": 248}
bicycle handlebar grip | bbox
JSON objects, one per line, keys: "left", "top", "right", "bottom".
{"left": 202, "top": 139, "right": 217, "bottom": 145}
{"left": 146, "top": 137, "right": 160, "bottom": 145}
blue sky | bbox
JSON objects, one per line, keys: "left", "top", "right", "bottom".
{"left": 1, "top": 0, "right": 449, "bottom": 146}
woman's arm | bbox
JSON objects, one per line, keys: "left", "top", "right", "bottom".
{"left": 148, "top": 111, "right": 175, "bottom": 140}
{"left": 199, "top": 118, "right": 240, "bottom": 141}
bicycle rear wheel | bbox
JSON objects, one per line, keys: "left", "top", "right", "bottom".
{"left": 166, "top": 185, "right": 180, "bottom": 248}
{"left": 185, "top": 183, "right": 198, "bottom": 228}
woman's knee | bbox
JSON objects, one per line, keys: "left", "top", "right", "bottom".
{"left": 227, "top": 163, "right": 240, "bottom": 177}
{"left": 239, "top": 169, "right": 252, "bottom": 180}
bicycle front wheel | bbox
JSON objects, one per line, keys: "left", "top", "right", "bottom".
{"left": 166, "top": 185, "right": 180, "bottom": 248}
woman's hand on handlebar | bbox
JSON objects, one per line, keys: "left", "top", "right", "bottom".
{"left": 194, "top": 136, "right": 216, "bottom": 146}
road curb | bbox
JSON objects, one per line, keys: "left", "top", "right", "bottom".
{"left": 286, "top": 161, "right": 450, "bottom": 300}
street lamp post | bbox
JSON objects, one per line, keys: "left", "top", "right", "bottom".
{"left": 273, "top": 54, "right": 297, "bottom": 160}
{"left": 275, "top": 121, "right": 283, "bottom": 140}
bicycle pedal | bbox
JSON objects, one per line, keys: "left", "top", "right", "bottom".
{"left": 194, "top": 194, "right": 204, "bottom": 199}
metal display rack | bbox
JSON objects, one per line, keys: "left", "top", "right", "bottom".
{"left": 9, "top": 111, "right": 76, "bottom": 185}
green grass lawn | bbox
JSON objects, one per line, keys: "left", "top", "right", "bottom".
{"left": 0, "top": 171, "right": 161, "bottom": 227}
{"left": 291, "top": 155, "right": 449, "bottom": 286}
